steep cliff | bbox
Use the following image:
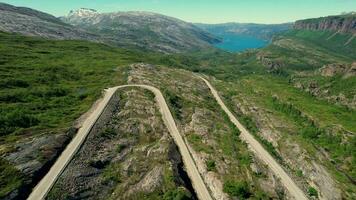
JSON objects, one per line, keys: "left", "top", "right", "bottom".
{"left": 294, "top": 13, "right": 356, "bottom": 34}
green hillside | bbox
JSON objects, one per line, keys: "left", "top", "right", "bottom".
{"left": 0, "top": 25, "right": 355, "bottom": 199}
{"left": 0, "top": 32, "right": 163, "bottom": 198}
{"left": 154, "top": 28, "right": 356, "bottom": 198}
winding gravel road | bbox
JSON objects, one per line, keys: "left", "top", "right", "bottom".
{"left": 28, "top": 85, "right": 212, "bottom": 200}
{"left": 200, "top": 76, "right": 308, "bottom": 200}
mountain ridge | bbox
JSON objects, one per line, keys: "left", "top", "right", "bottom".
{"left": 0, "top": 3, "right": 99, "bottom": 41}
{"left": 60, "top": 8, "right": 221, "bottom": 53}
{"left": 0, "top": 3, "right": 221, "bottom": 53}
{"left": 294, "top": 13, "right": 356, "bottom": 34}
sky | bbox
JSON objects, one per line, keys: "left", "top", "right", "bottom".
{"left": 1, "top": 0, "right": 355, "bottom": 24}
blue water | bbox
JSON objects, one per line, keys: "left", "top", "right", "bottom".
{"left": 214, "top": 34, "right": 269, "bottom": 52}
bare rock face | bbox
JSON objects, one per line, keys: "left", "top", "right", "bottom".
{"left": 319, "top": 63, "right": 356, "bottom": 78}
{"left": 128, "top": 166, "right": 163, "bottom": 194}
{"left": 319, "top": 63, "right": 349, "bottom": 77}
{"left": 257, "top": 53, "right": 284, "bottom": 71}
{"left": 294, "top": 13, "right": 356, "bottom": 34}
{"left": 1, "top": 130, "right": 75, "bottom": 200}
{"left": 345, "top": 62, "right": 356, "bottom": 78}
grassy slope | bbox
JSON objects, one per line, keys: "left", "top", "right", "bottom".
{"left": 0, "top": 32, "right": 163, "bottom": 198}
{"left": 263, "top": 30, "right": 356, "bottom": 101}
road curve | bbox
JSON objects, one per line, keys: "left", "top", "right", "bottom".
{"left": 28, "top": 85, "right": 213, "bottom": 200}
{"left": 199, "top": 76, "right": 308, "bottom": 200}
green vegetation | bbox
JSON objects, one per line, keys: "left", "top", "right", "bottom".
{"left": 0, "top": 31, "right": 144, "bottom": 140}
{"left": 163, "top": 90, "right": 184, "bottom": 120}
{"left": 187, "top": 133, "right": 213, "bottom": 153}
{"left": 213, "top": 73, "right": 356, "bottom": 194}
{"left": 271, "top": 96, "right": 355, "bottom": 178}
{"left": 206, "top": 159, "right": 216, "bottom": 171}
{"left": 116, "top": 144, "right": 127, "bottom": 153}
{"left": 102, "top": 163, "right": 121, "bottom": 184}
{"left": 0, "top": 31, "right": 166, "bottom": 198}
{"left": 1, "top": 22, "right": 355, "bottom": 199}
{"left": 223, "top": 180, "right": 251, "bottom": 199}
{"left": 296, "top": 170, "right": 303, "bottom": 177}
{"left": 163, "top": 187, "right": 192, "bottom": 200}
{"left": 0, "top": 158, "right": 24, "bottom": 198}
{"left": 99, "top": 127, "right": 117, "bottom": 138}
{"left": 283, "top": 30, "right": 356, "bottom": 60}
{"left": 307, "top": 186, "right": 318, "bottom": 198}
{"left": 46, "top": 184, "right": 70, "bottom": 200}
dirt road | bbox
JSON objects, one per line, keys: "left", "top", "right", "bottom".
{"left": 28, "top": 85, "right": 212, "bottom": 200}
{"left": 200, "top": 76, "right": 308, "bottom": 200}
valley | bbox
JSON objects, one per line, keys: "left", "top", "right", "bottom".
{"left": 0, "top": 2, "right": 355, "bottom": 200}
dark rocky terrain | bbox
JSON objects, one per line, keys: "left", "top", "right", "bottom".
{"left": 61, "top": 8, "right": 220, "bottom": 53}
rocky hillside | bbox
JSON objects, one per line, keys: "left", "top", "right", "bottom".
{"left": 61, "top": 8, "right": 221, "bottom": 53}
{"left": 48, "top": 87, "right": 195, "bottom": 199}
{"left": 294, "top": 13, "right": 356, "bottom": 34}
{"left": 0, "top": 3, "right": 98, "bottom": 40}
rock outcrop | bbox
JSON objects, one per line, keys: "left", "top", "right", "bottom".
{"left": 294, "top": 13, "right": 356, "bottom": 34}
{"left": 257, "top": 53, "right": 284, "bottom": 71}
{"left": 319, "top": 62, "right": 356, "bottom": 78}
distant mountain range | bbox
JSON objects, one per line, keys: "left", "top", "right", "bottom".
{"left": 0, "top": 3, "right": 220, "bottom": 53}
{"left": 1, "top": 2, "right": 353, "bottom": 54}
{"left": 195, "top": 23, "right": 292, "bottom": 40}
{"left": 60, "top": 8, "right": 220, "bottom": 53}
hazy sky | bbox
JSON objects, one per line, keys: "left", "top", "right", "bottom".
{"left": 1, "top": 0, "right": 355, "bottom": 24}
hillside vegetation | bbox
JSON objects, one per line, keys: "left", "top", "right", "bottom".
{"left": 0, "top": 9, "right": 355, "bottom": 199}
{"left": 146, "top": 27, "right": 356, "bottom": 198}
{"left": 0, "top": 32, "right": 160, "bottom": 199}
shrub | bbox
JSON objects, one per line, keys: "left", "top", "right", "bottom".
{"left": 164, "top": 90, "right": 183, "bottom": 120}
{"left": 0, "top": 79, "right": 29, "bottom": 88}
{"left": 0, "top": 158, "right": 24, "bottom": 198}
{"left": 99, "top": 127, "right": 116, "bottom": 138}
{"left": 308, "top": 187, "right": 318, "bottom": 197}
{"left": 223, "top": 180, "right": 251, "bottom": 198}
{"left": 206, "top": 159, "right": 216, "bottom": 171}
{"left": 163, "top": 187, "right": 191, "bottom": 200}
{"left": 116, "top": 144, "right": 126, "bottom": 153}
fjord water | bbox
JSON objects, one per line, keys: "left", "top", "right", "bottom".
{"left": 214, "top": 33, "right": 269, "bottom": 52}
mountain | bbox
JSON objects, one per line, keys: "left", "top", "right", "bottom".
{"left": 61, "top": 8, "right": 221, "bottom": 53}
{"left": 294, "top": 13, "right": 356, "bottom": 34}
{"left": 0, "top": 3, "right": 220, "bottom": 53}
{"left": 195, "top": 22, "right": 292, "bottom": 40}
{"left": 0, "top": 3, "right": 98, "bottom": 40}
